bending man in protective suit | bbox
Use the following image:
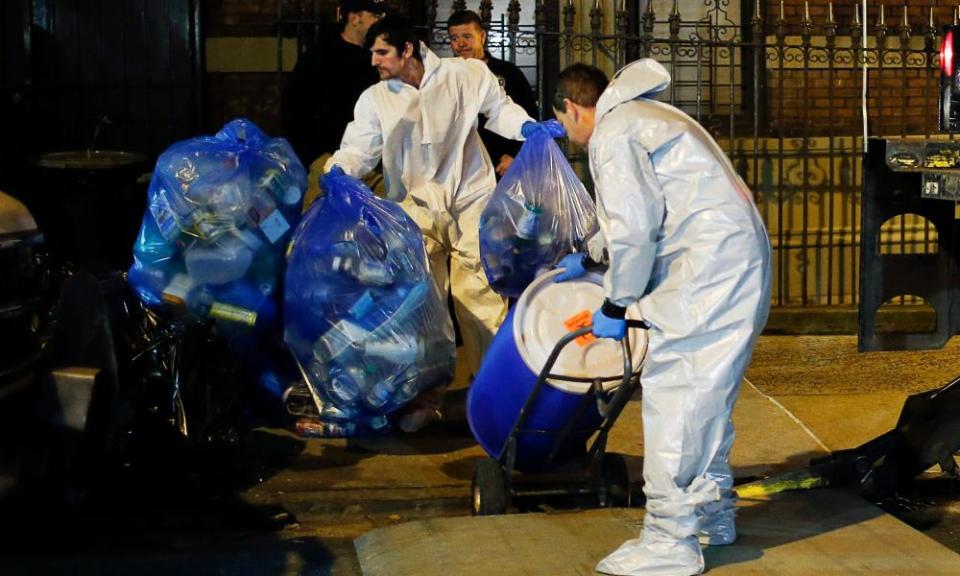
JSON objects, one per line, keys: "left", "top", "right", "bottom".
{"left": 552, "top": 61, "right": 772, "bottom": 576}
{"left": 326, "top": 16, "right": 549, "bottom": 431}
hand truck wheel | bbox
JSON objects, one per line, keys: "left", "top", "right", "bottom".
{"left": 472, "top": 457, "right": 509, "bottom": 515}
{"left": 598, "top": 452, "right": 631, "bottom": 508}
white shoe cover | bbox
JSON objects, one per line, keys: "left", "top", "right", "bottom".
{"left": 698, "top": 509, "right": 736, "bottom": 546}
{"left": 595, "top": 529, "right": 704, "bottom": 576}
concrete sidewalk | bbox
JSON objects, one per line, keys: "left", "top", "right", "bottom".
{"left": 352, "top": 335, "right": 960, "bottom": 575}
{"left": 356, "top": 491, "right": 960, "bottom": 575}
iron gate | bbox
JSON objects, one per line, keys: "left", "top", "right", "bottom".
{"left": 279, "top": 1, "right": 955, "bottom": 307}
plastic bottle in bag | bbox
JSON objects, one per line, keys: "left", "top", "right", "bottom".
{"left": 283, "top": 382, "right": 360, "bottom": 421}
{"left": 171, "top": 151, "right": 239, "bottom": 189}
{"left": 208, "top": 280, "right": 276, "bottom": 329}
{"left": 327, "top": 366, "right": 364, "bottom": 407}
{"left": 513, "top": 203, "right": 542, "bottom": 262}
{"left": 362, "top": 374, "right": 397, "bottom": 412}
{"left": 161, "top": 272, "right": 196, "bottom": 308}
{"left": 389, "top": 365, "right": 422, "bottom": 405}
{"left": 330, "top": 241, "right": 394, "bottom": 286}
{"left": 149, "top": 190, "right": 189, "bottom": 243}
{"left": 182, "top": 209, "right": 224, "bottom": 241}
{"left": 313, "top": 318, "right": 371, "bottom": 362}
{"left": 189, "top": 179, "right": 250, "bottom": 229}
{"left": 306, "top": 358, "right": 364, "bottom": 407}
{"left": 299, "top": 283, "right": 366, "bottom": 313}
{"left": 344, "top": 289, "right": 373, "bottom": 320}
{"left": 516, "top": 202, "right": 542, "bottom": 241}
{"left": 381, "top": 228, "right": 421, "bottom": 282}
{"left": 375, "top": 281, "right": 429, "bottom": 329}
{"left": 480, "top": 215, "right": 516, "bottom": 285}
{"left": 364, "top": 334, "right": 424, "bottom": 365}
{"left": 210, "top": 302, "right": 258, "bottom": 326}
{"left": 351, "top": 225, "right": 388, "bottom": 261}
{"left": 246, "top": 186, "right": 291, "bottom": 244}
{"left": 483, "top": 248, "right": 513, "bottom": 286}
{"left": 184, "top": 234, "right": 255, "bottom": 285}
{"left": 295, "top": 413, "right": 389, "bottom": 437}
{"left": 259, "top": 168, "right": 302, "bottom": 206}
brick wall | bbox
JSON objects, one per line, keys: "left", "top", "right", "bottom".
{"left": 758, "top": 2, "right": 952, "bottom": 137}
{"left": 767, "top": 2, "right": 954, "bottom": 31}
{"left": 766, "top": 68, "right": 941, "bottom": 137}
{"left": 203, "top": 1, "right": 954, "bottom": 140}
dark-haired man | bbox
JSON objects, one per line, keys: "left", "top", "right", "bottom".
{"left": 552, "top": 60, "right": 771, "bottom": 576}
{"left": 326, "top": 16, "right": 548, "bottom": 431}
{"left": 281, "top": 0, "right": 386, "bottom": 203}
{"left": 447, "top": 10, "right": 538, "bottom": 177}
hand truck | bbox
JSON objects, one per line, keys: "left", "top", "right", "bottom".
{"left": 471, "top": 319, "right": 649, "bottom": 515}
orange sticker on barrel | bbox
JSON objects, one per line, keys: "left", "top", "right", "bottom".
{"left": 563, "top": 309, "right": 596, "bottom": 347}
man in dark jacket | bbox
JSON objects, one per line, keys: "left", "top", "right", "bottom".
{"left": 447, "top": 10, "right": 538, "bottom": 177}
{"left": 281, "top": 0, "right": 386, "bottom": 202}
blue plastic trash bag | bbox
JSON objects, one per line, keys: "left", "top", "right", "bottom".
{"left": 128, "top": 118, "right": 306, "bottom": 347}
{"left": 258, "top": 355, "right": 391, "bottom": 437}
{"left": 284, "top": 167, "right": 456, "bottom": 437}
{"left": 479, "top": 130, "right": 598, "bottom": 298}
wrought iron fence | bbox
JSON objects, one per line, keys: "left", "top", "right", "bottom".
{"left": 279, "top": 1, "right": 956, "bottom": 307}
{"left": 424, "top": 1, "right": 955, "bottom": 308}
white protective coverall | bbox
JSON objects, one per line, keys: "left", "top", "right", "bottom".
{"left": 587, "top": 59, "right": 772, "bottom": 576}
{"left": 325, "top": 44, "right": 534, "bottom": 376}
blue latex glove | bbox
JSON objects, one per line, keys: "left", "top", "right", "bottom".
{"left": 521, "top": 119, "right": 566, "bottom": 139}
{"left": 554, "top": 253, "right": 588, "bottom": 283}
{"left": 592, "top": 308, "right": 626, "bottom": 341}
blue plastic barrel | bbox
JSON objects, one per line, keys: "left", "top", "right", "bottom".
{"left": 467, "top": 270, "right": 647, "bottom": 472}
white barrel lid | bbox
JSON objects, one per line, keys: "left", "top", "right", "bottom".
{"left": 513, "top": 269, "right": 647, "bottom": 394}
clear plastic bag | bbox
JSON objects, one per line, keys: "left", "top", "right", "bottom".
{"left": 479, "top": 131, "right": 599, "bottom": 298}
{"left": 128, "top": 118, "right": 306, "bottom": 347}
{"left": 284, "top": 167, "right": 456, "bottom": 436}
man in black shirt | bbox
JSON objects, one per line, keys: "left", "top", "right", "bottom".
{"left": 447, "top": 10, "right": 538, "bottom": 178}
{"left": 281, "top": 0, "right": 386, "bottom": 201}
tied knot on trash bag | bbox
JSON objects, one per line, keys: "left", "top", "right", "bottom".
{"left": 128, "top": 118, "right": 307, "bottom": 349}
{"left": 283, "top": 170, "right": 456, "bottom": 437}
{"left": 521, "top": 119, "right": 566, "bottom": 139}
{"left": 479, "top": 123, "right": 598, "bottom": 298}
{"left": 320, "top": 165, "right": 376, "bottom": 207}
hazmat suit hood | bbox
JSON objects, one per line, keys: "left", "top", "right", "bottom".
{"left": 595, "top": 59, "right": 671, "bottom": 122}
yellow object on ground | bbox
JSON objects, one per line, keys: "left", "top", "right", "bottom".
{"left": 734, "top": 468, "right": 831, "bottom": 499}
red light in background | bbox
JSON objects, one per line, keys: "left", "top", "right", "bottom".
{"left": 943, "top": 30, "right": 956, "bottom": 77}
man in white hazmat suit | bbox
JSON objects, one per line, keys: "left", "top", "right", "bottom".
{"left": 552, "top": 61, "right": 771, "bottom": 575}
{"left": 325, "top": 16, "right": 549, "bottom": 430}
